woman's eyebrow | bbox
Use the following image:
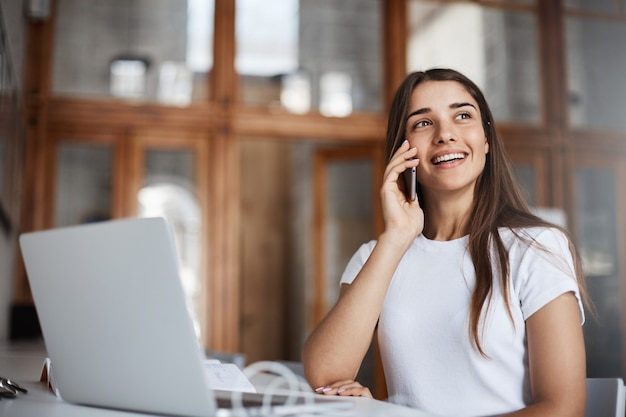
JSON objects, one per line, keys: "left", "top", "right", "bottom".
{"left": 406, "top": 102, "right": 477, "bottom": 121}
{"left": 406, "top": 107, "right": 430, "bottom": 121}
{"left": 450, "top": 102, "right": 477, "bottom": 110}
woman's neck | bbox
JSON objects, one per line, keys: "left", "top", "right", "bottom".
{"left": 422, "top": 189, "right": 474, "bottom": 241}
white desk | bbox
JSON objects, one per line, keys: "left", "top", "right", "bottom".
{"left": 0, "top": 343, "right": 439, "bottom": 417}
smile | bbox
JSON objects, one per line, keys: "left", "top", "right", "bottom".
{"left": 432, "top": 153, "right": 467, "bottom": 165}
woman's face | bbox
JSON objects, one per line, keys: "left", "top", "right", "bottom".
{"left": 404, "top": 80, "right": 489, "bottom": 199}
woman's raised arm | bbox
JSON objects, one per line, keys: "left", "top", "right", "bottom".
{"left": 302, "top": 141, "right": 423, "bottom": 391}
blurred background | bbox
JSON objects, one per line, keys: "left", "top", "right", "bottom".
{"left": 0, "top": 0, "right": 625, "bottom": 397}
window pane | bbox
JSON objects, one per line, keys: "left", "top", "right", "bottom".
{"left": 564, "top": 0, "right": 618, "bottom": 14}
{"left": 566, "top": 17, "right": 626, "bottom": 131}
{"left": 511, "top": 164, "right": 536, "bottom": 206}
{"left": 143, "top": 148, "right": 195, "bottom": 185}
{"left": 324, "top": 159, "right": 374, "bottom": 310}
{"left": 139, "top": 148, "right": 202, "bottom": 339}
{"left": 236, "top": 0, "right": 383, "bottom": 115}
{"left": 575, "top": 167, "right": 622, "bottom": 378}
{"left": 407, "top": 1, "right": 540, "bottom": 124}
{"left": 55, "top": 143, "right": 112, "bottom": 227}
{"left": 52, "top": 0, "right": 214, "bottom": 105}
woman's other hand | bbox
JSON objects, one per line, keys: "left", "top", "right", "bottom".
{"left": 314, "top": 380, "right": 373, "bottom": 398}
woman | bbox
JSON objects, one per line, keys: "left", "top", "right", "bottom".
{"left": 302, "top": 68, "right": 588, "bottom": 417}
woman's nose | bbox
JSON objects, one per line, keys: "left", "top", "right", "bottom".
{"left": 434, "top": 121, "right": 456, "bottom": 144}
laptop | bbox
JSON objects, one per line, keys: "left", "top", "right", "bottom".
{"left": 19, "top": 217, "right": 352, "bottom": 417}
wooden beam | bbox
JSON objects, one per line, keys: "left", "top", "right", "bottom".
{"left": 47, "top": 98, "right": 225, "bottom": 131}
{"left": 234, "top": 109, "right": 386, "bottom": 142}
{"left": 383, "top": 0, "right": 408, "bottom": 110}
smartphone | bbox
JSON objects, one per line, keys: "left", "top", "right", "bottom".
{"left": 402, "top": 166, "right": 417, "bottom": 202}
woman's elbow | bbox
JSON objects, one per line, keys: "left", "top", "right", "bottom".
{"left": 301, "top": 340, "right": 328, "bottom": 388}
{"left": 301, "top": 340, "right": 356, "bottom": 389}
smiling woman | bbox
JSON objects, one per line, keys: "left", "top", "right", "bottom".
{"left": 302, "top": 68, "right": 591, "bottom": 417}
{"left": 403, "top": 80, "right": 488, "bottom": 205}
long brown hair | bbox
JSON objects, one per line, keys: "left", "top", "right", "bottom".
{"left": 385, "top": 68, "right": 589, "bottom": 355}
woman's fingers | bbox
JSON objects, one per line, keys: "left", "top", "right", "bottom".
{"left": 378, "top": 139, "right": 425, "bottom": 248}
{"left": 383, "top": 142, "right": 420, "bottom": 202}
{"left": 336, "top": 385, "right": 373, "bottom": 398}
{"left": 314, "top": 380, "right": 373, "bottom": 398}
{"left": 384, "top": 140, "right": 419, "bottom": 180}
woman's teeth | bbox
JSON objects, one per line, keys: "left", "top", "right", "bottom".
{"left": 432, "top": 153, "right": 466, "bottom": 164}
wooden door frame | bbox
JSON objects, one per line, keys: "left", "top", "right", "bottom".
{"left": 312, "top": 146, "right": 383, "bottom": 325}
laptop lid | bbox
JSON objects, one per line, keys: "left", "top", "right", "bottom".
{"left": 20, "top": 217, "right": 217, "bottom": 417}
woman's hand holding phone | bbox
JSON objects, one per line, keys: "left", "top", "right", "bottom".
{"left": 381, "top": 140, "right": 424, "bottom": 245}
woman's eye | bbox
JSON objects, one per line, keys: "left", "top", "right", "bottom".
{"left": 456, "top": 112, "right": 471, "bottom": 120}
{"left": 414, "top": 120, "right": 431, "bottom": 128}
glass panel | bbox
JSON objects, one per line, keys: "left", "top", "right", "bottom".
{"left": 236, "top": 0, "right": 383, "bottom": 115}
{"left": 54, "top": 143, "right": 112, "bottom": 227}
{"left": 324, "top": 159, "right": 374, "bottom": 309}
{"left": 564, "top": 0, "right": 618, "bottom": 14}
{"left": 52, "top": 0, "right": 214, "bottom": 105}
{"left": 143, "top": 148, "right": 195, "bottom": 185}
{"left": 138, "top": 148, "right": 202, "bottom": 338}
{"left": 566, "top": 17, "right": 626, "bottom": 131}
{"left": 511, "top": 164, "right": 536, "bottom": 206}
{"left": 575, "top": 167, "right": 622, "bottom": 378}
{"left": 110, "top": 58, "right": 148, "bottom": 98}
{"left": 406, "top": 1, "right": 540, "bottom": 124}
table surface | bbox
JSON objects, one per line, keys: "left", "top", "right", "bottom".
{"left": 0, "top": 342, "right": 439, "bottom": 417}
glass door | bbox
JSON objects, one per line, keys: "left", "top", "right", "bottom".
{"left": 570, "top": 152, "right": 626, "bottom": 378}
{"left": 129, "top": 130, "right": 209, "bottom": 343}
{"left": 49, "top": 128, "right": 210, "bottom": 343}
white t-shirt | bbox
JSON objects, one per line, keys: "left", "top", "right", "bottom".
{"left": 340, "top": 227, "right": 584, "bottom": 417}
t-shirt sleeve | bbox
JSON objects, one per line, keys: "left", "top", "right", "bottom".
{"left": 339, "top": 240, "right": 377, "bottom": 286}
{"left": 513, "top": 228, "right": 585, "bottom": 324}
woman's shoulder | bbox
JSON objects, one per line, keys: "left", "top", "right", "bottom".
{"left": 498, "top": 225, "right": 568, "bottom": 243}
{"left": 497, "top": 226, "right": 572, "bottom": 259}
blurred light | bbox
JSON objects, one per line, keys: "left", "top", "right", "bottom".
{"left": 319, "top": 71, "right": 353, "bottom": 117}
{"left": 281, "top": 71, "right": 311, "bottom": 114}
{"left": 110, "top": 59, "right": 147, "bottom": 98}
{"left": 158, "top": 62, "right": 192, "bottom": 107}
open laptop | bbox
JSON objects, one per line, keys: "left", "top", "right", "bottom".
{"left": 19, "top": 217, "right": 352, "bottom": 417}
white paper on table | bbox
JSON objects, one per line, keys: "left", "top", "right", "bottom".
{"left": 204, "top": 359, "right": 256, "bottom": 393}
